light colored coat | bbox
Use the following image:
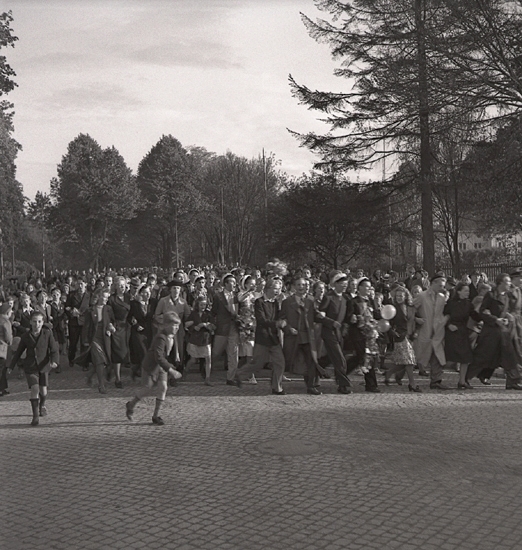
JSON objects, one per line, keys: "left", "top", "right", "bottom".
{"left": 413, "top": 289, "right": 447, "bottom": 366}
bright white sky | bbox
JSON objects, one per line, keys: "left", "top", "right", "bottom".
{"left": 5, "top": 0, "right": 354, "bottom": 199}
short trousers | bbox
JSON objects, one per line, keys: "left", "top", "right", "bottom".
{"left": 26, "top": 371, "right": 48, "bottom": 389}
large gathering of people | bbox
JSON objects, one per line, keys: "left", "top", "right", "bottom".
{"left": 1, "top": 260, "right": 522, "bottom": 426}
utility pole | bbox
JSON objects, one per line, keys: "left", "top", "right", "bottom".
{"left": 263, "top": 148, "right": 268, "bottom": 255}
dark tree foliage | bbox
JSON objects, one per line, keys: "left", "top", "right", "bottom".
{"left": 49, "top": 134, "right": 139, "bottom": 270}
{"left": 270, "top": 172, "right": 389, "bottom": 269}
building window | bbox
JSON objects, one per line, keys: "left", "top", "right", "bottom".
{"left": 459, "top": 242, "right": 467, "bottom": 251}
{"left": 474, "top": 242, "right": 482, "bottom": 249}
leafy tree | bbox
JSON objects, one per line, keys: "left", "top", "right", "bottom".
{"left": 270, "top": 172, "right": 389, "bottom": 269}
{"left": 290, "top": 0, "right": 522, "bottom": 274}
{"left": 0, "top": 11, "right": 22, "bottom": 277}
{"left": 193, "top": 151, "right": 282, "bottom": 266}
{"left": 133, "top": 135, "right": 206, "bottom": 269}
{"left": 49, "top": 134, "right": 139, "bottom": 270}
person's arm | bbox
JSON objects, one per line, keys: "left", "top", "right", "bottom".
{"left": 7, "top": 336, "right": 27, "bottom": 372}
{"left": 479, "top": 293, "right": 503, "bottom": 327}
{"left": 318, "top": 295, "right": 336, "bottom": 328}
{"left": 48, "top": 331, "right": 60, "bottom": 367}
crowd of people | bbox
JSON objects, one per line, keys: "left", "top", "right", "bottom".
{"left": 1, "top": 260, "right": 522, "bottom": 426}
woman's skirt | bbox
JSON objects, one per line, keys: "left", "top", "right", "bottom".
{"left": 187, "top": 343, "right": 211, "bottom": 359}
{"left": 391, "top": 338, "right": 416, "bottom": 366}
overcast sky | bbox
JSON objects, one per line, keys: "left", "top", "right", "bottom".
{"left": 5, "top": 0, "right": 350, "bottom": 199}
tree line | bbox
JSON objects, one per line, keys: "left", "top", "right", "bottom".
{"left": 2, "top": 3, "right": 522, "bottom": 276}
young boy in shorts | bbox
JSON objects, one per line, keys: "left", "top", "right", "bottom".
{"left": 125, "top": 312, "right": 182, "bottom": 425}
{"left": 8, "top": 310, "right": 59, "bottom": 426}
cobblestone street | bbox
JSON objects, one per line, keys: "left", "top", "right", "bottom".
{"left": 2, "top": 364, "right": 522, "bottom": 550}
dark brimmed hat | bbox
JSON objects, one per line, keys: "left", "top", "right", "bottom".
{"left": 167, "top": 280, "right": 183, "bottom": 288}
{"left": 446, "top": 277, "right": 457, "bottom": 286}
{"left": 430, "top": 273, "right": 446, "bottom": 283}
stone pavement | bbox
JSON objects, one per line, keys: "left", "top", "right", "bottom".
{"left": 2, "top": 362, "right": 522, "bottom": 550}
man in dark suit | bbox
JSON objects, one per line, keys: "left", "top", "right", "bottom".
{"left": 236, "top": 276, "right": 287, "bottom": 394}
{"left": 65, "top": 277, "right": 90, "bottom": 366}
{"left": 319, "top": 272, "right": 353, "bottom": 394}
{"left": 280, "top": 277, "right": 324, "bottom": 395}
{"left": 210, "top": 273, "right": 240, "bottom": 386}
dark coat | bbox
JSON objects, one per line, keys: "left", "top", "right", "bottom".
{"left": 280, "top": 294, "right": 320, "bottom": 369}
{"left": 443, "top": 298, "right": 481, "bottom": 363}
{"left": 75, "top": 305, "right": 115, "bottom": 369}
{"left": 254, "top": 296, "right": 281, "bottom": 347}
{"left": 142, "top": 332, "right": 179, "bottom": 374}
{"left": 8, "top": 326, "right": 59, "bottom": 374}
{"left": 319, "top": 290, "right": 353, "bottom": 343}
{"left": 472, "top": 290, "right": 520, "bottom": 371}
{"left": 129, "top": 299, "right": 155, "bottom": 365}
{"left": 210, "top": 291, "right": 239, "bottom": 337}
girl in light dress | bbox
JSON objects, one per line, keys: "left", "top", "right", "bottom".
{"left": 237, "top": 275, "right": 261, "bottom": 384}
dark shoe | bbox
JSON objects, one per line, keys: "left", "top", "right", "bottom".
{"left": 98, "top": 385, "right": 107, "bottom": 394}
{"left": 115, "top": 380, "right": 123, "bottom": 389}
{"left": 39, "top": 406, "right": 47, "bottom": 417}
{"left": 55, "top": 366, "right": 61, "bottom": 373}
{"left": 430, "top": 382, "right": 450, "bottom": 390}
{"left": 271, "top": 389, "right": 286, "bottom": 395}
{"left": 457, "top": 382, "right": 470, "bottom": 390}
{"left": 395, "top": 375, "right": 403, "bottom": 386}
{"left": 506, "top": 384, "right": 522, "bottom": 390}
{"left": 226, "top": 379, "right": 239, "bottom": 387}
{"left": 125, "top": 401, "right": 134, "bottom": 421}
{"left": 307, "top": 387, "right": 322, "bottom": 395}
{"left": 384, "top": 378, "right": 390, "bottom": 386}
{"left": 418, "top": 370, "right": 429, "bottom": 377}
{"left": 479, "top": 377, "right": 492, "bottom": 386}
{"left": 31, "top": 417, "right": 39, "bottom": 426}
{"left": 365, "top": 387, "right": 381, "bottom": 393}
{"left": 337, "top": 386, "right": 352, "bottom": 394}
{"left": 152, "top": 416, "right": 165, "bottom": 425}
{"left": 204, "top": 378, "right": 213, "bottom": 387}
{"left": 408, "top": 384, "right": 422, "bottom": 393}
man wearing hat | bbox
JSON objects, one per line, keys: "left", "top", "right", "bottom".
{"left": 413, "top": 274, "right": 450, "bottom": 390}
{"left": 318, "top": 273, "right": 353, "bottom": 394}
{"left": 210, "top": 273, "right": 240, "bottom": 386}
{"left": 469, "top": 271, "right": 481, "bottom": 301}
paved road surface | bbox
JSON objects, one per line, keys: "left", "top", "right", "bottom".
{"left": 2, "top": 364, "right": 522, "bottom": 550}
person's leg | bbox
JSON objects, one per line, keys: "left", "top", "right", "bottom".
{"left": 0, "top": 358, "right": 8, "bottom": 395}
{"left": 113, "top": 363, "right": 122, "bottom": 388}
{"left": 203, "top": 357, "right": 213, "bottom": 385}
{"left": 458, "top": 363, "right": 470, "bottom": 387}
{"left": 323, "top": 338, "right": 350, "bottom": 390}
{"left": 225, "top": 332, "right": 239, "bottom": 381}
{"left": 26, "top": 372, "right": 40, "bottom": 426}
{"left": 184, "top": 356, "right": 196, "bottom": 380}
{"left": 429, "top": 352, "right": 444, "bottom": 386}
{"left": 126, "top": 370, "right": 154, "bottom": 419}
{"left": 68, "top": 325, "right": 81, "bottom": 364}
{"left": 269, "top": 345, "right": 286, "bottom": 393}
{"left": 152, "top": 375, "right": 169, "bottom": 425}
{"left": 236, "top": 345, "right": 270, "bottom": 383}
{"left": 38, "top": 372, "right": 49, "bottom": 416}
{"left": 211, "top": 335, "right": 228, "bottom": 371}
{"left": 405, "top": 365, "right": 421, "bottom": 391}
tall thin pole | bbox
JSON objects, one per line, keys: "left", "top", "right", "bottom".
{"left": 220, "top": 185, "right": 224, "bottom": 265}
{"left": 384, "top": 139, "right": 392, "bottom": 270}
{"left": 263, "top": 148, "right": 268, "bottom": 255}
{"left": 175, "top": 205, "right": 180, "bottom": 268}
